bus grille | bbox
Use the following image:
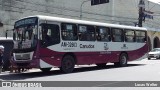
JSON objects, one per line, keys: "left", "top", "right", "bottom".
{"left": 15, "top": 54, "right": 30, "bottom": 61}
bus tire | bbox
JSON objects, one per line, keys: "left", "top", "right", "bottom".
{"left": 60, "top": 55, "right": 75, "bottom": 73}
{"left": 40, "top": 68, "right": 52, "bottom": 72}
{"left": 114, "top": 53, "right": 128, "bottom": 67}
{"left": 119, "top": 53, "right": 128, "bottom": 67}
{"left": 96, "top": 63, "right": 106, "bottom": 67}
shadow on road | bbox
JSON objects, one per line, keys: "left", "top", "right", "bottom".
{"left": 148, "top": 59, "right": 160, "bottom": 60}
{"left": 0, "top": 64, "right": 145, "bottom": 80}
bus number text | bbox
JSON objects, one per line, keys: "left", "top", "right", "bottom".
{"left": 61, "top": 42, "right": 77, "bottom": 47}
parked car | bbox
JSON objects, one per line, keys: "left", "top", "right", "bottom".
{"left": 148, "top": 48, "right": 160, "bottom": 60}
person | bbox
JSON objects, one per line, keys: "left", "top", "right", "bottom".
{"left": 0, "top": 45, "right": 4, "bottom": 74}
{"left": 43, "top": 30, "right": 51, "bottom": 45}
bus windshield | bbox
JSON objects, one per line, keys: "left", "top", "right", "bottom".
{"left": 13, "top": 17, "right": 38, "bottom": 49}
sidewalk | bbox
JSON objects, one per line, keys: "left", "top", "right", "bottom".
{"left": 0, "top": 69, "right": 41, "bottom": 75}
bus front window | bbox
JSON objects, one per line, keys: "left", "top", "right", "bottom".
{"left": 13, "top": 25, "right": 37, "bottom": 49}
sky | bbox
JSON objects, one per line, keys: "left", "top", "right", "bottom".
{"left": 148, "top": 0, "right": 160, "bottom": 3}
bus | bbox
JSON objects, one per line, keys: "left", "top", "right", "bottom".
{"left": 10, "top": 15, "right": 148, "bottom": 73}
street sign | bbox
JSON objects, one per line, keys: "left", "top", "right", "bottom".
{"left": 144, "top": 14, "right": 153, "bottom": 19}
{"left": 91, "top": 0, "right": 109, "bottom": 6}
{"left": 144, "top": 11, "right": 154, "bottom": 19}
{"left": 144, "top": 10, "right": 154, "bottom": 14}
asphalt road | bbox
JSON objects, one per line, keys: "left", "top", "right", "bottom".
{"left": 1, "top": 58, "right": 160, "bottom": 90}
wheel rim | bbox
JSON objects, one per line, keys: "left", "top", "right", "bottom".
{"left": 121, "top": 55, "right": 127, "bottom": 65}
{"left": 63, "top": 58, "right": 73, "bottom": 70}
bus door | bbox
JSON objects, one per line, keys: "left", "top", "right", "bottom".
{"left": 39, "top": 23, "right": 60, "bottom": 57}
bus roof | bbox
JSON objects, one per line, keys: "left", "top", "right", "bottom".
{"left": 19, "top": 15, "right": 147, "bottom": 31}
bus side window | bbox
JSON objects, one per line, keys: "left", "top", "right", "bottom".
{"left": 61, "top": 23, "right": 78, "bottom": 41}
{"left": 78, "top": 25, "right": 87, "bottom": 41}
{"left": 135, "top": 31, "right": 146, "bottom": 43}
{"left": 112, "top": 28, "right": 124, "bottom": 42}
{"left": 124, "top": 29, "right": 135, "bottom": 42}
{"left": 96, "top": 26, "right": 110, "bottom": 42}
{"left": 78, "top": 25, "right": 95, "bottom": 41}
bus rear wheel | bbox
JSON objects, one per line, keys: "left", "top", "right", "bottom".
{"left": 60, "top": 55, "right": 75, "bottom": 73}
{"left": 114, "top": 53, "right": 128, "bottom": 67}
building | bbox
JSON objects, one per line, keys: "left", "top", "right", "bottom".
{"left": 0, "top": 0, "right": 160, "bottom": 50}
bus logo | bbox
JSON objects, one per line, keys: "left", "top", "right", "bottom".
{"left": 121, "top": 44, "right": 128, "bottom": 49}
{"left": 104, "top": 43, "right": 109, "bottom": 50}
{"left": 61, "top": 42, "right": 77, "bottom": 47}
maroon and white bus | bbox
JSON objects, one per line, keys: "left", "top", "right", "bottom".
{"left": 11, "top": 15, "right": 148, "bottom": 73}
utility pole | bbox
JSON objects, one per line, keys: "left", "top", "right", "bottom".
{"left": 138, "top": 0, "right": 145, "bottom": 27}
{"left": 80, "top": 0, "right": 91, "bottom": 20}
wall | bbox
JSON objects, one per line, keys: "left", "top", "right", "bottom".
{"left": 0, "top": 0, "right": 160, "bottom": 48}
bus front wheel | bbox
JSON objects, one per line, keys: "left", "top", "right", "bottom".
{"left": 60, "top": 55, "right": 75, "bottom": 73}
